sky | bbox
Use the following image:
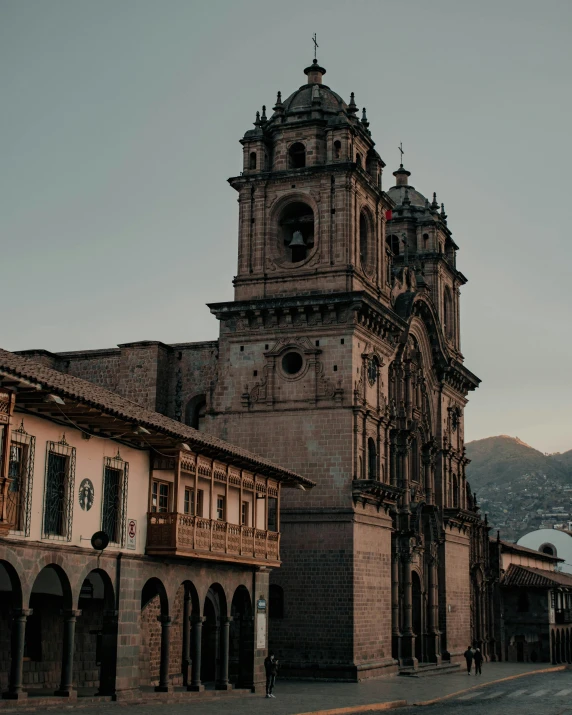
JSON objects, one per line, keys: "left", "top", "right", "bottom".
{"left": 1, "top": 0, "right": 571, "bottom": 453}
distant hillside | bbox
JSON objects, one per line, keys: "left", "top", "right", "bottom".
{"left": 465, "top": 435, "right": 569, "bottom": 491}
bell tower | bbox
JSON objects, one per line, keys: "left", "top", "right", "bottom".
{"left": 207, "top": 57, "right": 481, "bottom": 679}
{"left": 230, "top": 59, "right": 392, "bottom": 303}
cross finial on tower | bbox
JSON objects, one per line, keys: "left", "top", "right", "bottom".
{"left": 312, "top": 33, "right": 319, "bottom": 60}
{"left": 398, "top": 142, "right": 404, "bottom": 167}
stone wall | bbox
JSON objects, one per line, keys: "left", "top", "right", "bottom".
{"left": 441, "top": 530, "right": 471, "bottom": 659}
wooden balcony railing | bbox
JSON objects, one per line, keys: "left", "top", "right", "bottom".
{"left": 146, "top": 512, "right": 280, "bottom": 564}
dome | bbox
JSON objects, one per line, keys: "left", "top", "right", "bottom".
{"left": 386, "top": 184, "right": 428, "bottom": 209}
{"left": 281, "top": 84, "right": 347, "bottom": 116}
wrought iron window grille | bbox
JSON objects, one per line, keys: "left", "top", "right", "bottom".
{"left": 101, "top": 451, "right": 128, "bottom": 547}
{"left": 9, "top": 420, "right": 35, "bottom": 536}
{"left": 42, "top": 435, "right": 76, "bottom": 541}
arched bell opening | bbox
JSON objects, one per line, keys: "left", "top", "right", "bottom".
{"left": 229, "top": 586, "right": 254, "bottom": 689}
{"left": 278, "top": 202, "right": 315, "bottom": 263}
{"left": 27, "top": 564, "right": 73, "bottom": 695}
{"left": 185, "top": 395, "right": 207, "bottom": 431}
{"left": 139, "top": 577, "right": 169, "bottom": 691}
{"left": 74, "top": 569, "right": 116, "bottom": 696}
{"left": 288, "top": 142, "right": 306, "bottom": 169}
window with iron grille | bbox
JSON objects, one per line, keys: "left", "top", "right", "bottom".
{"left": 43, "top": 437, "right": 75, "bottom": 540}
{"left": 102, "top": 453, "right": 128, "bottom": 546}
{"left": 8, "top": 421, "right": 35, "bottom": 535}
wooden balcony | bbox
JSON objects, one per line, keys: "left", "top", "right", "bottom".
{"left": 146, "top": 512, "right": 281, "bottom": 566}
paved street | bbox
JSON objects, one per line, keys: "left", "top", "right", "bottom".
{"left": 397, "top": 669, "right": 572, "bottom": 715}
{"left": 0, "top": 663, "right": 565, "bottom": 715}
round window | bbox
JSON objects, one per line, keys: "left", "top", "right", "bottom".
{"left": 282, "top": 351, "right": 303, "bottom": 375}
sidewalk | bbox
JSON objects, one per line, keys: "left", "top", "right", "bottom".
{"left": 0, "top": 662, "right": 563, "bottom": 715}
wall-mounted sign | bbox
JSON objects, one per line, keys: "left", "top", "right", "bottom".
{"left": 257, "top": 612, "right": 267, "bottom": 649}
{"left": 257, "top": 598, "right": 267, "bottom": 612}
{"left": 79, "top": 479, "right": 94, "bottom": 511}
{"left": 127, "top": 519, "right": 137, "bottom": 550}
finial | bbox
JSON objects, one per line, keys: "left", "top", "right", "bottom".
{"left": 276, "top": 91, "right": 282, "bottom": 104}
{"left": 348, "top": 92, "right": 358, "bottom": 115}
{"left": 312, "top": 32, "right": 319, "bottom": 61}
{"left": 425, "top": 197, "right": 430, "bottom": 210}
{"left": 431, "top": 192, "right": 439, "bottom": 210}
{"left": 398, "top": 141, "right": 404, "bottom": 167}
{"left": 403, "top": 187, "right": 411, "bottom": 206}
{"left": 273, "top": 91, "right": 284, "bottom": 115}
{"left": 440, "top": 203, "right": 447, "bottom": 222}
{"left": 261, "top": 105, "right": 267, "bottom": 121}
{"left": 361, "top": 107, "right": 369, "bottom": 129}
{"left": 254, "top": 110, "right": 261, "bottom": 127}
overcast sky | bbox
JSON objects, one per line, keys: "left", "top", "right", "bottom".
{"left": 1, "top": 0, "right": 571, "bottom": 453}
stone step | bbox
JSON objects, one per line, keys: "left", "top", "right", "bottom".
{"left": 398, "top": 662, "right": 461, "bottom": 678}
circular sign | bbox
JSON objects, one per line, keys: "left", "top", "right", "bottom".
{"left": 79, "top": 479, "right": 95, "bottom": 511}
{"left": 91, "top": 531, "right": 110, "bottom": 551}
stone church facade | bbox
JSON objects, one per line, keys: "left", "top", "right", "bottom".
{"left": 20, "top": 58, "right": 492, "bottom": 679}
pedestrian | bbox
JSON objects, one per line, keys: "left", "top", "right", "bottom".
{"left": 474, "top": 647, "right": 483, "bottom": 675}
{"left": 463, "top": 645, "right": 474, "bottom": 675}
{"left": 264, "top": 651, "right": 279, "bottom": 698}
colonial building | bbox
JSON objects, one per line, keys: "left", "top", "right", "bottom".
{"left": 17, "top": 57, "right": 487, "bottom": 679}
{"left": 0, "top": 349, "right": 313, "bottom": 700}
{"left": 489, "top": 537, "right": 572, "bottom": 664}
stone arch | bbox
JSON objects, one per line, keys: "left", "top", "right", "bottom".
{"left": 75, "top": 568, "right": 117, "bottom": 695}
{"left": 170, "top": 579, "right": 201, "bottom": 688}
{"left": 288, "top": 141, "right": 306, "bottom": 169}
{"left": 229, "top": 585, "right": 254, "bottom": 688}
{"left": 359, "top": 206, "right": 375, "bottom": 276}
{"left": 139, "top": 577, "right": 169, "bottom": 688}
{"left": 201, "top": 583, "right": 228, "bottom": 685}
{"left": 185, "top": 394, "right": 207, "bottom": 431}
{"left": 0, "top": 560, "right": 24, "bottom": 695}
{"left": 269, "top": 191, "right": 320, "bottom": 269}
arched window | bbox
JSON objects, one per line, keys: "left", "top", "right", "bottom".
{"left": 452, "top": 474, "right": 459, "bottom": 508}
{"left": 541, "top": 543, "right": 556, "bottom": 557}
{"left": 269, "top": 584, "right": 284, "bottom": 618}
{"left": 249, "top": 152, "right": 257, "bottom": 170}
{"left": 278, "top": 201, "right": 314, "bottom": 263}
{"left": 289, "top": 142, "right": 306, "bottom": 169}
{"left": 359, "top": 211, "right": 369, "bottom": 272}
{"left": 386, "top": 234, "right": 400, "bottom": 256}
{"left": 368, "top": 438, "right": 377, "bottom": 480}
{"left": 443, "top": 287, "right": 454, "bottom": 341}
{"left": 185, "top": 395, "right": 207, "bottom": 431}
{"left": 334, "top": 140, "right": 341, "bottom": 159}
{"left": 410, "top": 438, "right": 419, "bottom": 483}
{"left": 356, "top": 153, "right": 363, "bottom": 168}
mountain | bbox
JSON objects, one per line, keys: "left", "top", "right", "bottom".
{"left": 465, "top": 435, "right": 568, "bottom": 491}
{"left": 465, "top": 435, "right": 572, "bottom": 542}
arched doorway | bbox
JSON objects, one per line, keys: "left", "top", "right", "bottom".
{"left": 229, "top": 586, "right": 254, "bottom": 689}
{"left": 140, "top": 577, "right": 170, "bottom": 691}
{"left": 201, "top": 584, "right": 228, "bottom": 689}
{"left": 0, "top": 560, "right": 24, "bottom": 698}
{"left": 171, "top": 581, "right": 200, "bottom": 688}
{"left": 28, "top": 564, "right": 73, "bottom": 695}
{"left": 74, "top": 569, "right": 116, "bottom": 696}
{"left": 412, "top": 571, "right": 423, "bottom": 662}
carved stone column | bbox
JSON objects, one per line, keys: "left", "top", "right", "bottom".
{"left": 182, "top": 592, "right": 191, "bottom": 686}
{"left": 188, "top": 616, "right": 205, "bottom": 691}
{"left": 425, "top": 550, "right": 441, "bottom": 663}
{"left": 155, "top": 615, "right": 172, "bottom": 692}
{"left": 216, "top": 617, "right": 232, "bottom": 690}
{"left": 55, "top": 609, "right": 81, "bottom": 697}
{"left": 391, "top": 550, "right": 401, "bottom": 661}
{"left": 399, "top": 549, "right": 416, "bottom": 667}
{"left": 2, "top": 609, "right": 32, "bottom": 699}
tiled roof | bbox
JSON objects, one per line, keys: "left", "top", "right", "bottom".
{"left": 0, "top": 348, "right": 315, "bottom": 488}
{"left": 502, "top": 564, "right": 572, "bottom": 589}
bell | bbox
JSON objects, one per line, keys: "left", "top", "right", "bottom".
{"left": 289, "top": 230, "right": 306, "bottom": 247}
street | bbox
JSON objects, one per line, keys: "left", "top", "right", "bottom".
{"left": 397, "top": 669, "right": 572, "bottom": 715}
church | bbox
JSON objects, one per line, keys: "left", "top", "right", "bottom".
{"left": 17, "top": 57, "right": 493, "bottom": 680}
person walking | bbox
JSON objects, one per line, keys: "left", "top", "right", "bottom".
{"left": 264, "top": 651, "right": 279, "bottom": 698}
{"left": 463, "top": 645, "right": 474, "bottom": 675}
{"left": 474, "top": 647, "right": 483, "bottom": 675}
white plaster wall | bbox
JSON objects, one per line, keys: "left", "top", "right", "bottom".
{"left": 9, "top": 412, "right": 150, "bottom": 555}
{"left": 517, "top": 529, "right": 572, "bottom": 573}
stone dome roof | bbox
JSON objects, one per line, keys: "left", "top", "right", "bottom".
{"left": 281, "top": 83, "right": 347, "bottom": 115}
{"left": 386, "top": 184, "right": 428, "bottom": 208}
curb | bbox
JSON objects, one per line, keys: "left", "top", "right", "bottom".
{"left": 295, "top": 702, "right": 408, "bottom": 715}
{"left": 413, "top": 664, "right": 568, "bottom": 706}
